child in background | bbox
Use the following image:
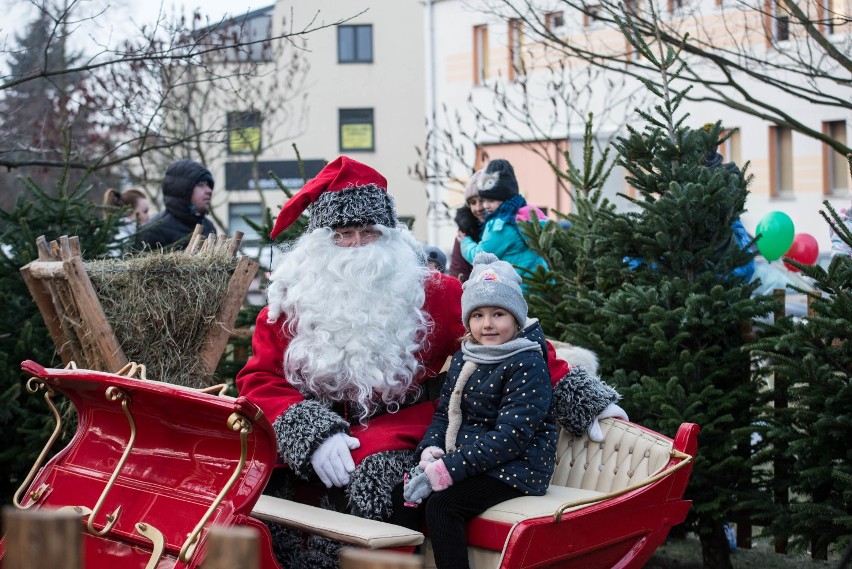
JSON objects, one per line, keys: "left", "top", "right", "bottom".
{"left": 102, "top": 188, "right": 151, "bottom": 252}
{"left": 388, "top": 252, "right": 557, "bottom": 569}
{"left": 459, "top": 159, "right": 547, "bottom": 284}
{"left": 424, "top": 246, "right": 448, "bottom": 274}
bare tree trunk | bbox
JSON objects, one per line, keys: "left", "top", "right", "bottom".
{"left": 700, "top": 521, "right": 734, "bottom": 569}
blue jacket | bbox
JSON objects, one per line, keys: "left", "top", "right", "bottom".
{"left": 460, "top": 217, "right": 547, "bottom": 281}
{"left": 416, "top": 320, "right": 557, "bottom": 496}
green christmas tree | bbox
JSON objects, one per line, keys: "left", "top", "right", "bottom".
{"left": 0, "top": 178, "right": 120, "bottom": 507}
{"left": 750, "top": 200, "right": 852, "bottom": 559}
{"left": 523, "top": 114, "right": 621, "bottom": 342}
{"left": 526, "top": 14, "right": 776, "bottom": 568}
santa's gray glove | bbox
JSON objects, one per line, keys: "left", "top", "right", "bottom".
{"left": 310, "top": 432, "right": 360, "bottom": 488}
{"left": 403, "top": 466, "right": 433, "bottom": 505}
{"left": 587, "top": 403, "right": 629, "bottom": 443}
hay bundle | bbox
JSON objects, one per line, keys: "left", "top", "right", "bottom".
{"left": 86, "top": 248, "right": 239, "bottom": 387}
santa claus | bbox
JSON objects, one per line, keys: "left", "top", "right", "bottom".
{"left": 236, "top": 156, "right": 623, "bottom": 568}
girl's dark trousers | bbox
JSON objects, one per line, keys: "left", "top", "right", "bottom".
{"left": 387, "top": 473, "right": 523, "bottom": 569}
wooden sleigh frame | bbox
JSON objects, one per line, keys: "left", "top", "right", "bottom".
{"left": 19, "top": 229, "right": 259, "bottom": 380}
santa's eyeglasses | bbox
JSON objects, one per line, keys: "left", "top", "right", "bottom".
{"left": 332, "top": 226, "right": 383, "bottom": 247}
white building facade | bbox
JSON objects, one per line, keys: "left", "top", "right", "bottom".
{"left": 205, "top": 1, "right": 429, "bottom": 246}
{"left": 424, "top": 0, "right": 851, "bottom": 258}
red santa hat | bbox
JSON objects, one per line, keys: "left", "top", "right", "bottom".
{"left": 270, "top": 156, "right": 397, "bottom": 239}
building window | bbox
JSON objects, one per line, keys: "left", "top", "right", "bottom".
{"left": 203, "top": 8, "right": 274, "bottom": 63}
{"left": 823, "top": 120, "right": 849, "bottom": 195}
{"left": 545, "top": 11, "right": 565, "bottom": 30}
{"left": 508, "top": 19, "right": 523, "bottom": 81}
{"left": 339, "top": 108, "right": 374, "bottom": 152}
{"left": 769, "top": 126, "right": 794, "bottom": 197}
{"left": 227, "top": 111, "right": 262, "bottom": 155}
{"left": 338, "top": 25, "right": 373, "bottom": 63}
{"left": 229, "top": 203, "right": 263, "bottom": 244}
{"left": 718, "top": 129, "right": 742, "bottom": 165}
{"left": 668, "top": 0, "right": 684, "bottom": 12}
{"left": 583, "top": 3, "right": 603, "bottom": 27}
{"left": 766, "top": 0, "right": 790, "bottom": 44}
{"left": 819, "top": 0, "right": 841, "bottom": 34}
{"left": 473, "top": 25, "right": 489, "bottom": 85}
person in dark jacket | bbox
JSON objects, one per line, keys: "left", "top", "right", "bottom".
{"left": 388, "top": 252, "right": 592, "bottom": 569}
{"left": 448, "top": 169, "right": 487, "bottom": 281}
{"left": 139, "top": 159, "right": 216, "bottom": 249}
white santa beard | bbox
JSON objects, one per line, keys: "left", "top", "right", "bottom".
{"left": 267, "top": 226, "right": 432, "bottom": 419}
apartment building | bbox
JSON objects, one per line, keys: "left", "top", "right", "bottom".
{"left": 425, "top": 0, "right": 851, "bottom": 256}
{"left": 204, "top": 1, "right": 428, "bottom": 247}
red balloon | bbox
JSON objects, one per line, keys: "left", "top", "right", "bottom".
{"left": 783, "top": 233, "right": 819, "bottom": 272}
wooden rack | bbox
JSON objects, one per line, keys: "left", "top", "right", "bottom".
{"left": 19, "top": 227, "right": 259, "bottom": 380}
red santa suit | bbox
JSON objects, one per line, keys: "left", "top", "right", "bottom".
{"left": 237, "top": 272, "right": 466, "bottom": 466}
{"left": 237, "top": 272, "right": 570, "bottom": 467}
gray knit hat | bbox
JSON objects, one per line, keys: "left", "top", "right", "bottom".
{"left": 461, "top": 252, "right": 527, "bottom": 328}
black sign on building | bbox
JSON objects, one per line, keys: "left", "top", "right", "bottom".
{"left": 225, "top": 160, "right": 326, "bottom": 191}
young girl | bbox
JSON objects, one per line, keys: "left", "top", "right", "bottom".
{"left": 459, "top": 159, "right": 547, "bottom": 284}
{"left": 102, "top": 188, "right": 151, "bottom": 253}
{"left": 388, "top": 252, "right": 557, "bottom": 569}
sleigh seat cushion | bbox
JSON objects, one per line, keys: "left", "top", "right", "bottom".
{"left": 466, "top": 486, "right": 604, "bottom": 550}
{"left": 251, "top": 495, "right": 424, "bottom": 549}
{"left": 467, "top": 420, "right": 675, "bottom": 551}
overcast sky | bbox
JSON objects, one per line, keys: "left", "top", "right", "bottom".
{"left": 1, "top": 0, "right": 262, "bottom": 57}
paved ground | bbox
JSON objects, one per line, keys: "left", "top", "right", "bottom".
{"left": 645, "top": 535, "right": 840, "bottom": 568}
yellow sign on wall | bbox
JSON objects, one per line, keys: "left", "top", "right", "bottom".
{"left": 229, "top": 126, "right": 262, "bottom": 154}
{"left": 341, "top": 124, "right": 374, "bottom": 150}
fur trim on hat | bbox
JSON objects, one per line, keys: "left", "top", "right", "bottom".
{"left": 346, "top": 450, "right": 414, "bottom": 520}
{"left": 307, "top": 184, "right": 397, "bottom": 232}
{"left": 273, "top": 401, "right": 349, "bottom": 478}
{"left": 552, "top": 367, "right": 620, "bottom": 437}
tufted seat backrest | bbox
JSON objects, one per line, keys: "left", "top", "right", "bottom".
{"left": 551, "top": 419, "right": 674, "bottom": 493}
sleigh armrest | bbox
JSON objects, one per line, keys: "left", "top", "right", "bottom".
{"left": 251, "top": 495, "right": 424, "bottom": 549}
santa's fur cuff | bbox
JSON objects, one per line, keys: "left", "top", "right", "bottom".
{"left": 347, "top": 450, "right": 414, "bottom": 520}
{"left": 273, "top": 401, "right": 349, "bottom": 478}
{"left": 553, "top": 367, "right": 620, "bottom": 436}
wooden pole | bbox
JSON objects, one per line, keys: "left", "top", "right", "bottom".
{"left": 3, "top": 507, "right": 82, "bottom": 569}
{"left": 202, "top": 525, "right": 260, "bottom": 569}
{"left": 339, "top": 547, "right": 424, "bottom": 569}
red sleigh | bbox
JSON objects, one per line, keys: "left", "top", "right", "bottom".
{"left": 2, "top": 360, "right": 698, "bottom": 569}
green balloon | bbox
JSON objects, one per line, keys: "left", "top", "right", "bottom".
{"left": 755, "top": 211, "right": 795, "bottom": 261}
